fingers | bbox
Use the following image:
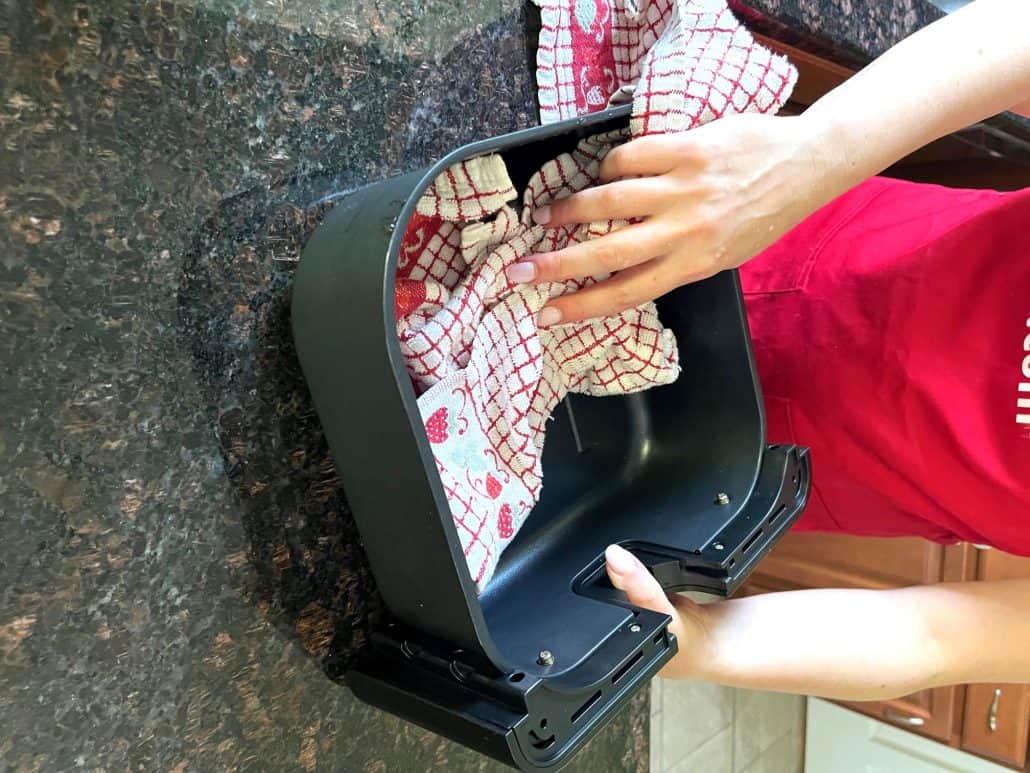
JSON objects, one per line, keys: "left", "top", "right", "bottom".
{"left": 605, "top": 545, "right": 677, "bottom": 617}
{"left": 536, "top": 177, "right": 675, "bottom": 227}
{"left": 539, "top": 259, "right": 681, "bottom": 324}
{"left": 514, "top": 224, "right": 668, "bottom": 285}
{"left": 607, "top": 544, "right": 707, "bottom": 681}
{"left": 530, "top": 135, "right": 689, "bottom": 225}
{"left": 599, "top": 135, "right": 686, "bottom": 182}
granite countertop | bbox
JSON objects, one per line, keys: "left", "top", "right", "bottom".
{"left": 0, "top": 0, "right": 1022, "bottom": 770}
{"left": 1, "top": 1, "right": 646, "bottom": 770}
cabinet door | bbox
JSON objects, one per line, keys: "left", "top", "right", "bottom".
{"left": 839, "top": 681, "right": 963, "bottom": 744}
{"left": 740, "top": 533, "right": 967, "bottom": 591}
{"left": 806, "top": 698, "right": 1015, "bottom": 773}
{"left": 741, "top": 533, "right": 973, "bottom": 743}
{"left": 959, "top": 549, "right": 1030, "bottom": 769}
{"left": 962, "top": 685, "right": 1030, "bottom": 769}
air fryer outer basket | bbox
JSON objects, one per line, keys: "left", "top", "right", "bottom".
{"left": 292, "top": 105, "right": 811, "bottom": 770}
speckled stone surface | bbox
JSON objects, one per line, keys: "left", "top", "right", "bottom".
{"left": 0, "top": 0, "right": 649, "bottom": 770}
{"left": 734, "top": 0, "right": 944, "bottom": 64}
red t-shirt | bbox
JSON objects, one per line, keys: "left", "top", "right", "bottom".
{"left": 741, "top": 177, "right": 1030, "bottom": 555}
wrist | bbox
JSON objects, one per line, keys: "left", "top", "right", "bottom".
{"left": 667, "top": 600, "right": 721, "bottom": 681}
{"left": 795, "top": 109, "right": 863, "bottom": 205}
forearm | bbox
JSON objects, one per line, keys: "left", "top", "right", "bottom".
{"left": 692, "top": 580, "right": 1030, "bottom": 701}
{"left": 802, "top": 0, "right": 1030, "bottom": 196}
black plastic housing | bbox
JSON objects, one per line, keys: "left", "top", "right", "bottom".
{"left": 292, "top": 105, "right": 810, "bottom": 770}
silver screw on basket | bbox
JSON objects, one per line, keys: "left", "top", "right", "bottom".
{"left": 715, "top": 492, "right": 731, "bottom": 505}
{"left": 629, "top": 623, "right": 641, "bottom": 633}
{"left": 537, "top": 650, "right": 555, "bottom": 667}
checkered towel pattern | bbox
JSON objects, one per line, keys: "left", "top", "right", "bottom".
{"left": 398, "top": 136, "right": 680, "bottom": 590}
{"left": 395, "top": 0, "right": 795, "bottom": 590}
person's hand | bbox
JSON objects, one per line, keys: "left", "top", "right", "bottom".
{"left": 605, "top": 544, "right": 713, "bottom": 680}
{"left": 508, "top": 113, "right": 847, "bottom": 326}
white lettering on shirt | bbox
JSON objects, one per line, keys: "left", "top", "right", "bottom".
{"left": 1020, "top": 317, "right": 1030, "bottom": 426}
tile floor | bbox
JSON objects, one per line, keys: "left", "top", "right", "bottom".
{"left": 650, "top": 680, "right": 806, "bottom": 773}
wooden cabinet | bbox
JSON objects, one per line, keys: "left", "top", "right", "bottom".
{"left": 963, "top": 684, "right": 1030, "bottom": 769}
{"left": 737, "top": 532, "right": 970, "bottom": 592}
{"left": 959, "top": 550, "right": 1030, "bottom": 769}
{"left": 742, "top": 534, "right": 1030, "bottom": 768}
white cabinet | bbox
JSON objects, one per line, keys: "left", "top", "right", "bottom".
{"left": 806, "top": 699, "right": 1012, "bottom": 773}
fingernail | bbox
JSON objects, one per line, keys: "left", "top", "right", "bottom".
{"left": 605, "top": 544, "right": 636, "bottom": 575}
{"left": 532, "top": 205, "right": 551, "bottom": 225}
{"left": 537, "top": 306, "right": 562, "bottom": 327}
{"left": 505, "top": 261, "right": 536, "bottom": 284}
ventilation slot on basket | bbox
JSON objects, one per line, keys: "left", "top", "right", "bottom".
{"left": 571, "top": 690, "right": 603, "bottom": 724}
{"left": 611, "top": 650, "right": 644, "bottom": 685}
{"left": 741, "top": 529, "right": 764, "bottom": 555}
{"left": 767, "top": 504, "right": 787, "bottom": 525}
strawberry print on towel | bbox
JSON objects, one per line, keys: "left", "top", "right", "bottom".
{"left": 415, "top": 282, "right": 550, "bottom": 587}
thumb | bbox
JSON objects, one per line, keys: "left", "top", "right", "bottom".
{"left": 605, "top": 545, "right": 677, "bottom": 617}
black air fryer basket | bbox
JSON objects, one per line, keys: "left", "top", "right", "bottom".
{"left": 291, "top": 105, "right": 810, "bottom": 770}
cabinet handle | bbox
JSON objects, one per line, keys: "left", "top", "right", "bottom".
{"left": 988, "top": 688, "right": 1002, "bottom": 733}
{"left": 884, "top": 709, "right": 925, "bottom": 727}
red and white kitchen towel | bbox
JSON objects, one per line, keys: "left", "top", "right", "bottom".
{"left": 397, "top": 137, "right": 680, "bottom": 590}
{"left": 395, "top": 0, "right": 796, "bottom": 591}
{"left": 535, "top": 0, "right": 796, "bottom": 133}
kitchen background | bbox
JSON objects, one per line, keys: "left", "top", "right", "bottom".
{"left": 3, "top": 0, "right": 1028, "bottom": 770}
